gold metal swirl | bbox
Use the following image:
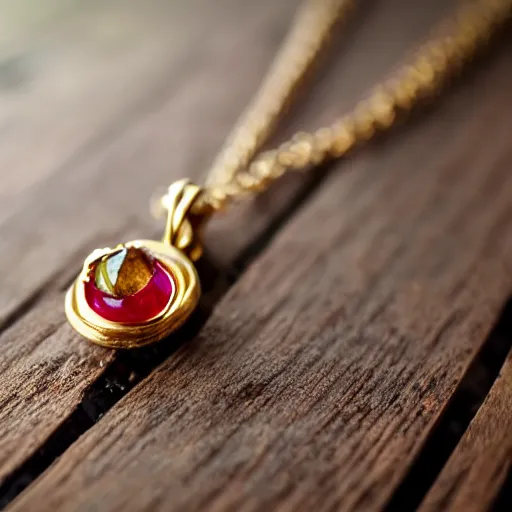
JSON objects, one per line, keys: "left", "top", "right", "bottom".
{"left": 158, "top": 179, "right": 211, "bottom": 261}
{"left": 65, "top": 240, "right": 200, "bottom": 349}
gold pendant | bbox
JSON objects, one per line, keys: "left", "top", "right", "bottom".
{"left": 65, "top": 180, "right": 206, "bottom": 349}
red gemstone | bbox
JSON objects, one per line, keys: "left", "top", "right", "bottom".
{"left": 85, "top": 260, "right": 174, "bottom": 323}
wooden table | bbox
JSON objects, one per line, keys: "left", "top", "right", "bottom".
{"left": 1, "top": 1, "right": 512, "bottom": 510}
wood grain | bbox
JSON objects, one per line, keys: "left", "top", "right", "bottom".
{"left": 0, "top": 295, "right": 111, "bottom": 487}
{"left": 420, "top": 350, "right": 512, "bottom": 511}
{"left": 0, "top": 1, "right": 459, "bottom": 494}
{"left": 9, "top": 31, "right": 512, "bottom": 512}
{"left": 3, "top": 0, "right": 512, "bottom": 510}
{"left": 0, "top": 0, "right": 302, "bottom": 488}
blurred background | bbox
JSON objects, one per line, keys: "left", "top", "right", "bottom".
{"left": 0, "top": 0, "right": 469, "bottom": 221}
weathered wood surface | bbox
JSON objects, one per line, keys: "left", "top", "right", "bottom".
{"left": 1, "top": 0, "right": 512, "bottom": 511}
{"left": 9, "top": 33, "right": 512, "bottom": 511}
{"left": 0, "top": 0, "right": 302, "bottom": 489}
{"left": 0, "top": 0, "right": 449, "bottom": 492}
{"left": 420, "top": 336, "right": 512, "bottom": 512}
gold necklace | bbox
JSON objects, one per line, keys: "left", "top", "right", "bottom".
{"left": 65, "top": 0, "right": 512, "bottom": 349}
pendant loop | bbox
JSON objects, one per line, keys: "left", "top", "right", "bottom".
{"left": 160, "top": 179, "right": 209, "bottom": 261}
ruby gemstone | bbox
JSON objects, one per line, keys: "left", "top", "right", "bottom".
{"left": 85, "top": 259, "right": 174, "bottom": 323}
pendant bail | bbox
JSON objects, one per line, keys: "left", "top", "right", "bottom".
{"left": 159, "top": 179, "right": 209, "bottom": 261}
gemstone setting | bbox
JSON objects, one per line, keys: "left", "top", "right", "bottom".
{"left": 66, "top": 239, "right": 200, "bottom": 348}
{"left": 84, "top": 247, "right": 175, "bottom": 323}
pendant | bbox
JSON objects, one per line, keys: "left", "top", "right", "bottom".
{"left": 65, "top": 180, "right": 206, "bottom": 349}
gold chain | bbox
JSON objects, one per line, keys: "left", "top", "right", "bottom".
{"left": 203, "top": 0, "right": 353, "bottom": 197}
{"left": 164, "top": 0, "right": 512, "bottom": 218}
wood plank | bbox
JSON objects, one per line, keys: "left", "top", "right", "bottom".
{"left": 0, "top": 295, "right": 112, "bottom": 489}
{"left": 9, "top": 32, "right": 512, "bottom": 512}
{"left": 420, "top": 349, "right": 512, "bottom": 511}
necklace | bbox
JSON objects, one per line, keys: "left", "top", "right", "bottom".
{"left": 65, "top": 0, "right": 512, "bottom": 349}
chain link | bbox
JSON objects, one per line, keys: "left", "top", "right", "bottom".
{"left": 181, "top": 0, "right": 512, "bottom": 216}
